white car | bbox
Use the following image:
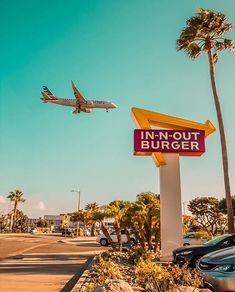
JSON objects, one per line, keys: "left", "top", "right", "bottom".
{"left": 183, "top": 232, "right": 208, "bottom": 246}
{"left": 31, "top": 227, "right": 37, "bottom": 233}
{"left": 96, "top": 230, "right": 136, "bottom": 246}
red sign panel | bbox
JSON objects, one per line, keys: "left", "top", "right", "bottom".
{"left": 134, "top": 129, "right": 205, "bottom": 156}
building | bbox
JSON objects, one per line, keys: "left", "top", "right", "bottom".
{"left": 44, "top": 215, "right": 62, "bottom": 229}
{"left": 27, "top": 218, "right": 38, "bottom": 227}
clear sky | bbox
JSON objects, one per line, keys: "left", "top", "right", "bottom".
{"left": 0, "top": 0, "right": 234, "bottom": 218}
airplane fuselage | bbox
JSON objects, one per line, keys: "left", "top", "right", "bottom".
{"left": 48, "top": 98, "right": 116, "bottom": 110}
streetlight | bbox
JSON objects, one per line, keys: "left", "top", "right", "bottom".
{"left": 71, "top": 189, "right": 81, "bottom": 238}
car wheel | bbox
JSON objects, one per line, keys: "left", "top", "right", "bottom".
{"left": 100, "top": 238, "right": 109, "bottom": 246}
{"left": 130, "top": 238, "right": 136, "bottom": 245}
{"left": 203, "top": 282, "right": 216, "bottom": 292}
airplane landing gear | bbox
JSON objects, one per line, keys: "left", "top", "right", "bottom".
{"left": 106, "top": 109, "right": 108, "bottom": 112}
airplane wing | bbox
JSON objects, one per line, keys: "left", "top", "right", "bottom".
{"left": 71, "top": 81, "right": 86, "bottom": 103}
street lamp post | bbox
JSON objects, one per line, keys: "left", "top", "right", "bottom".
{"left": 71, "top": 190, "right": 81, "bottom": 238}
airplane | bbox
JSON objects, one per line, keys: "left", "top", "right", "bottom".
{"left": 41, "top": 81, "right": 117, "bottom": 114}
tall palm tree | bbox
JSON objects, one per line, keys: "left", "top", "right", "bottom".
{"left": 7, "top": 190, "right": 26, "bottom": 231}
{"left": 177, "top": 8, "right": 235, "bottom": 233}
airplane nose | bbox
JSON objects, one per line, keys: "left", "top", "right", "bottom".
{"left": 111, "top": 103, "right": 117, "bottom": 108}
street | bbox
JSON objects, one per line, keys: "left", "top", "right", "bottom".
{"left": 0, "top": 234, "right": 105, "bottom": 292}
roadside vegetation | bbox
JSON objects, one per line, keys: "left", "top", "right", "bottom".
{"left": 69, "top": 193, "right": 233, "bottom": 250}
{"left": 80, "top": 250, "right": 203, "bottom": 292}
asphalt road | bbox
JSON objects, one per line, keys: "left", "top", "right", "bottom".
{"left": 0, "top": 233, "right": 106, "bottom": 292}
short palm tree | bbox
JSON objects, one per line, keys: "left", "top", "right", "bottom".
{"left": 91, "top": 206, "right": 116, "bottom": 250}
{"left": 7, "top": 190, "right": 26, "bottom": 231}
{"left": 177, "top": 8, "right": 235, "bottom": 233}
{"left": 124, "top": 202, "right": 147, "bottom": 249}
{"left": 85, "top": 202, "right": 99, "bottom": 236}
{"left": 137, "top": 192, "right": 160, "bottom": 250}
{"left": 106, "top": 200, "right": 130, "bottom": 251}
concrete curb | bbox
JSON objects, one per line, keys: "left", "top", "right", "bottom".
{"left": 71, "top": 252, "right": 100, "bottom": 292}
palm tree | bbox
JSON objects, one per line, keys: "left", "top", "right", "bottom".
{"left": 177, "top": 8, "right": 235, "bottom": 233}
{"left": 7, "top": 190, "right": 26, "bottom": 231}
{"left": 91, "top": 206, "right": 117, "bottom": 250}
{"left": 137, "top": 192, "right": 160, "bottom": 250}
{"left": 123, "top": 202, "right": 147, "bottom": 249}
{"left": 106, "top": 200, "right": 130, "bottom": 251}
{"left": 85, "top": 202, "right": 99, "bottom": 236}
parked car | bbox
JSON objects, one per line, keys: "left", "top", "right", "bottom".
{"left": 43, "top": 228, "right": 50, "bottom": 233}
{"left": 96, "top": 230, "right": 136, "bottom": 246}
{"left": 61, "top": 228, "right": 74, "bottom": 237}
{"left": 31, "top": 227, "right": 37, "bottom": 233}
{"left": 183, "top": 232, "right": 208, "bottom": 246}
{"left": 197, "top": 246, "right": 235, "bottom": 292}
{"left": 173, "top": 234, "right": 235, "bottom": 268}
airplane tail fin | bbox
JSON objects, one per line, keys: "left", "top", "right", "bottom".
{"left": 41, "top": 86, "right": 57, "bottom": 102}
{"left": 42, "top": 86, "right": 54, "bottom": 96}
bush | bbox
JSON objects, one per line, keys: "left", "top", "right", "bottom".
{"left": 94, "top": 257, "right": 122, "bottom": 283}
{"left": 168, "top": 263, "right": 202, "bottom": 288}
{"left": 193, "top": 231, "right": 211, "bottom": 240}
{"left": 129, "top": 246, "right": 158, "bottom": 264}
{"left": 82, "top": 257, "right": 122, "bottom": 292}
{"left": 135, "top": 257, "right": 170, "bottom": 291}
{"left": 135, "top": 258, "right": 202, "bottom": 291}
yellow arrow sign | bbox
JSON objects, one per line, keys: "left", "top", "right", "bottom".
{"left": 131, "top": 107, "right": 216, "bottom": 166}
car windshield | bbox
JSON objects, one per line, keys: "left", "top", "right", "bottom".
{"left": 203, "top": 235, "right": 229, "bottom": 246}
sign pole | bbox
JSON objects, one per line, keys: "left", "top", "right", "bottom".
{"left": 159, "top": 153, "right": 183, "bottom": 260}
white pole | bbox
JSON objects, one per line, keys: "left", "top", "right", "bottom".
{"left": 160, "top": 153, "right": 183, "bottom": 260}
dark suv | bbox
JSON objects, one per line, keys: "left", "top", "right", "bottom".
{"left": 61, "top": 228, "right": 73, "bottom": 237}
{"left": 173, "top": 234, "right": 235, "bottom": 268}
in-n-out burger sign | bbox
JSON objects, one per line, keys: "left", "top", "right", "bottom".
{"left": 134, "top": 129, "right": 205, "bottom": 156}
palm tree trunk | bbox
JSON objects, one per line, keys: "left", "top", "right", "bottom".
{"left": 207, "top": 49, "right": 234, "bottom": 233}
{"left": 124, "top": 228, "right": 131, "bottom": 245}
{"left": 132, "top": 228, "right": 143, "bottom": 248}
{"left": 100, "top": 221, "right": 116, "bottom": 250}
{"left": 138, "top": 221, "right": 147, "bottom": 250}
{"left": 91, "top": 223, "right": 95, "bottom": 236}
{"left": 115, "top": 222, "right": 122, "bottom": 252}
{"left": 12, "top": 201, "right": 18, "bottom": 231}
{"left": 154, "top": 227, "right": 160, "bottom": 253}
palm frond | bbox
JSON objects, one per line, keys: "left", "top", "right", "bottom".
{"left": 177, "top": 7, "right": 234, "bottom": 59}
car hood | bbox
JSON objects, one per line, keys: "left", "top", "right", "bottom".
{"left": 200, "top": 247, "right": 235, "bottom": 264}
{"left": 174, "top": 244, "right": 205, "bottom": 254}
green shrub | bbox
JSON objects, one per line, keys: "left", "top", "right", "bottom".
{"left": 135, "top": 258, "right": 170, "bottom": 291}
{"left": 93, "top": 257, "right": 122, "bottom": 284}
{"left": 168, "top": 263, "right": 202, "bottom": 288}
{"left": 135, "top": 259, "right": 202, "bottom": 291}
{"left": 82, "top": 256, "right": 123, "bottom": 292}
{"left": 129, "top": 246, "right": 156, "bottom": 264}
{"left": 194, "top": 231, "right": 211, "bottom": 240}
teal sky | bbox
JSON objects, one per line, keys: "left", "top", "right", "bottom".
{"left": 0, "top": 0, "right": 235, "bottom": 217}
